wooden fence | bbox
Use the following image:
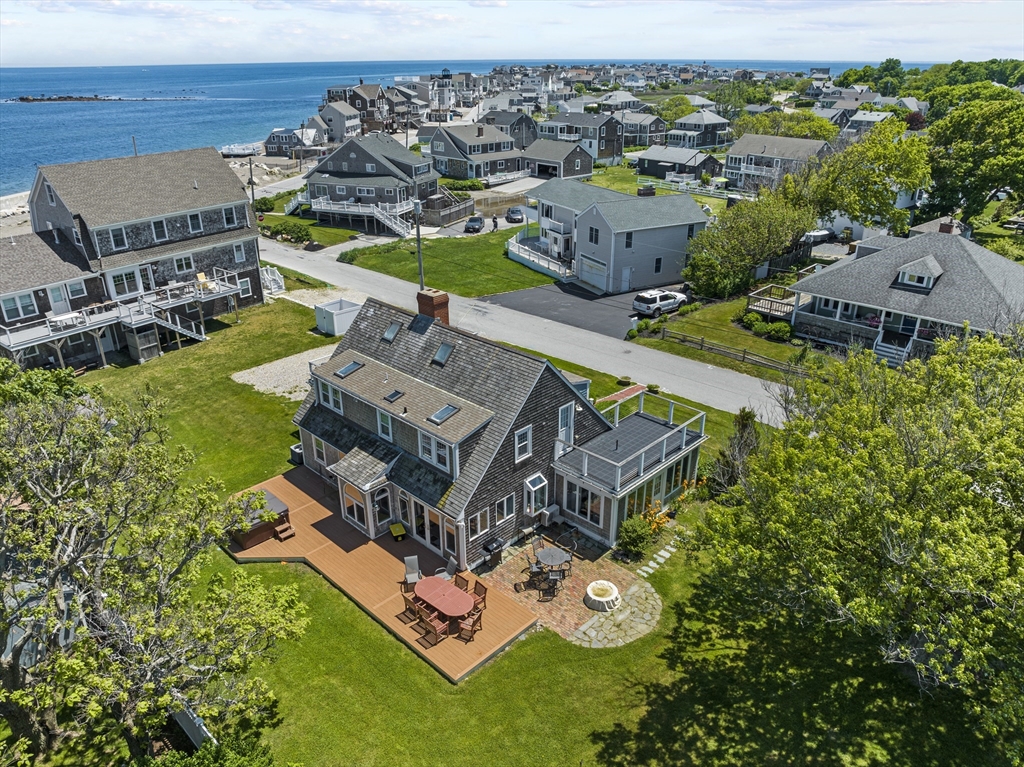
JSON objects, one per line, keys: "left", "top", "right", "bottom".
{"left": 660, "top": 328, "right": 808, "bottom": 377}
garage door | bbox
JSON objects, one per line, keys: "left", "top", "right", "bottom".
{"left": 578, "top": 254, "right": 607, "bottom": 291}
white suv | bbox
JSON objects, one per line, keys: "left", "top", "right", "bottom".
{"left": 632, "top": 289, "right": 686, "bottom": 317}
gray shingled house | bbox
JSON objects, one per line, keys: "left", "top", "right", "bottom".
{"left": 522, "top": 139, "right": 593, "bottom": 180}
{"left": 787, "top": 233, "right": 1024, "bottom": 364}
{"left": 724, "top": 133, "right": 832, "bottom": 190}
{"left": 294, "top": 290, "right": 707, "bottom": 566}
{"left": 2, "top": 147, "right": 260, "bottom": 371}
{"left": 637, "top": 145, "right": 722, "bottom": 180}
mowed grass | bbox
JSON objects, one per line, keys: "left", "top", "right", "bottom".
{"left": 345, "top": 226, "right": 556, "bottom": 297}
{"left": 84, "top": 300, "right": 335, "bottom": 492}
{"left": 56, "top": 300, "right": 1002, "bottom": 767}
{"left": 585, "top": 165, "right": 728, "bottom": 216}
{"left": 259, "top": 212, "right": 359, "bottom": 247}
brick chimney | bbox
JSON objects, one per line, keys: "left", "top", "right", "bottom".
{"left": 417, "top": 288, "right": 450, "bottom": 325}
{"left": 938, "top": 220, "right": 954, "bottom": 234}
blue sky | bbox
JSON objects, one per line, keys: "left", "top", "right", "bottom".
{"left": 1, "top": 0, "right": 1022, "bottom": 68}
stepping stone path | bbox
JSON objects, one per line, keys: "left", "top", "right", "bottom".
{"left": 569, "top": 580, "right": 662, "bottom": 648}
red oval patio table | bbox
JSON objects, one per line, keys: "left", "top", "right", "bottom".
{"left": 414, "top": 576, "right": 474, "bottom": 618}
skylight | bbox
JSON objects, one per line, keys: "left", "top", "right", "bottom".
{"left": 335, "top": 360, "right": 364, "bottom": 379}
{"left": 384, "top": 390, "right": 405, "bottom": 403}
{"left": 382, "top": 321, "right": 401, "bottom": 343}
{"left": 428, "top": 404, "right": 460, "bottom": 425}
{"left": 432, "top": 342, "right": 454, "bottom": 367}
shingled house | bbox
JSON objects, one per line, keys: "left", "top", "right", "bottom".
{"left": 1, "top": 147, "right": 260, "bottom": 370}
{"left": 294, "top": 290, "right": 706, "bottom": 566}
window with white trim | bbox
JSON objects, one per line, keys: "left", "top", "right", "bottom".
{"left": 588, "top": 226, "right": 599, "bottom": 245}
{"left": 625, "top": 231, "right": 633, "bottom": 248}
{"left": 365, "top": 163, "right": 376, "bottom": 173}
{"left": 514, "top": 425, "right": 532, "bottom": 462}
{"left": 67, "top": 281, "right": 86, "bottom": 299}
{"left": 152, "top": 219, "right": 168, "bottom": 241}
{"left": 109, "top": 227, "right": 128, "bottom": 250}
{"left": 174, "top": 255, "right": 194, "bottom": 273}
{"left": 188, "top": 213, "right": 203, "bottom": 233}
{"left": 111, "top": 271, "right": 139, "bottom": 296}
{"left": 318, "top": 379, "right": 344, "bottom": 413}
{"left": 239, "top": 278, "right": 252, "bottom": 298}
{"left": 223, "top": 207, "right": 237, "bottom": 227}
{"left": 385, "top": 188, "right": 394, "bottom": 195}
{"left": 44, "top": 182, "right": 56, "bottom": 205}
{"left": 575, "top": 159, "right": 581, "bottom": 170}
{"left": 565, "top": 480, "right": 601, "bottom": 526}
{"left": 433, "top": 141, "right": 445, "bottom": 152}
{"left": 336, "top": 185, "right": 346, "bottom": 195}
{"left": 356, "top": 187, "right": 374, "bottom": 196}
{"left": 327, "top": 161, "right": 334, "bottom": 170}
{"left": 342, "top": 162, "right": 348, "bottom": 171}
{"left": 233, "top": 243, "right": 245, "bottom": 263}
{"left": 313, "top": 436, "right": 326, "bottom": 464}
{"left": 2, "top": 292, "right": 37, "bottom": 321}
{"left": 495, "top": 493, "right": 514, "bottom": 522}
{"left": 468, "top": 509, "right": 490, "bottom": 539}
{"left": 600, "top": 140, "right": 606, "bottom": 150}
{"left": 377, "top": 410, "right": 393, "bottom": 442}
{"left": 72, "top": 228, "right": 82, "bottom": 246}
{"left": 419, "top": 431, "right": 450, "bottom": 471}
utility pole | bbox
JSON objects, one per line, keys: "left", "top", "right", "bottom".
{"left": 414, "top": 199, "right": 425, "bottom": 290}
{"left": 248, "top": 157, "right": 256, "bottom": 204}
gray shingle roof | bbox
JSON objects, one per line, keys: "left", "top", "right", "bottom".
{"left": 477, "top": 110, "right": 530, "bottom": 127}
{"left": 522, "top": 139, "right": 581, "bottom": 162}
{"left": 551, "top": 112, "right": 618, "bottom": 128}
{"left": 792, "top": 233, "right": 1024, "bottom": 333}
{"left": 728, "top": 133, "right": 830, "bottom": 161}
{"left": 40, "top": 147, "right": 248, "bottom": 229}
{"left": 437, "top": 124, "right": 509, "bottom": 145}
{"left": 0, "top": 231, "right": 95, "bottom": 294}
{"left": 675, "top": 109, "right": 730, "bottom": 127}
{"left": 589, "top": 194, "right": 707, "bottom": 233}
{"left": 530, "top": 177, "right": 631, "bottom": 210}
{"left": 637, "top": 145, "right": 714, "bottom": 166}
{"left": 296, "top": 299, "right": 554, "bottom": 517}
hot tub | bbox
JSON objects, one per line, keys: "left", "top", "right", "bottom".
{"left": 584, "top": 580, "right": 621, "bottom": 612}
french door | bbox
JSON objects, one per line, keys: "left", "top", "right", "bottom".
{"left": 48, "top": 286, "right": 71, "bottom": 315}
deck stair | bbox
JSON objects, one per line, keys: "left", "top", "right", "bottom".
{"left": 873, "top": 341, "right": 907, "bottom": 367}
{"left": 274, "top": 522, "right": 296, "bottom": 541}
{"left": 283, "top": 190, "right": 310, "bottom": 215}
{"left": 260, "top": 265, "right": 286, "bottom": 294}
{"left": 309, "top": 196, "right": 413, "bottom": 237}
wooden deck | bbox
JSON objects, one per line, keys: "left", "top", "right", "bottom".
{"left": 229, "top": 467, "right": 537, "bottom": 682}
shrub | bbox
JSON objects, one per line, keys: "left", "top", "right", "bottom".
{"left": 994, "top": 196, "right": 1019, "bottom": 221}
{"left": 617, "top": 515, "right": 653, "bottom": 557}
{"left": 252, "top": 197, "right": 274, "bottom": 213}
{"left": 626, "top": 329, "right": 638, "bottom": 340}
{"left": 616, "top": 376, "right": 633, "bottom": 385}
{"left": 742, "top": 311, "right": 763, "bottom": 330}
{"left": 593, "top": 162, "right": 607, "bottom": 169}
{"left": 637, "top": 318, "right": 651, "bottom": 332}
{"left": 732, "top": 305, "right": 750, "bottom": 323}
{"left": 646, "top": 383, "right": 660, "bottom": 393}
{"left": 766, "top": 322, "right": 792, "bottom": 342}
{"left": 677, "top": 301, "right": 703, "bottom": 316}
{"left": 752, "top": 321, "right": 770, "bottom": 337}
{"left": 641, "top": 500, "right": 670, "bottom": 536}
{"left": 450, "top": 190, "right": 471, "bottom": 200}
{"left": 984, "top": 237, "right": 1024, "bottom": 262}
{"left": 440, "top": 178, "right": 484, "bottom": 191}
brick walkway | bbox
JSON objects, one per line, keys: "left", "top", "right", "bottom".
{"left": 482, "top": 527, "right": 641, "bottom": 640}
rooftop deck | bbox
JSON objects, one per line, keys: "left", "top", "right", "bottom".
{"left": 229, "top": 467, "right": 537, "bottom": 683}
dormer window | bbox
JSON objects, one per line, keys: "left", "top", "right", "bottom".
{"left": 899, "top": 271, "right": 930, "bottom": 288}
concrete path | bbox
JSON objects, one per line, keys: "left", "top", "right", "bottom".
{"left": 256, "top": 239, "right": 781, "bottom": 423}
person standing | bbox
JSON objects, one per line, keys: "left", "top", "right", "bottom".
{"left": 492, "top": 214, "right": 498, "bottom": 231}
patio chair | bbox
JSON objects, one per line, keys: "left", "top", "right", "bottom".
{"left": 531, "top": 535, "right": 545, "bottom": 555}
{"left": 472, "top": 580, "right": 488, "bottom": 611}
{"left": 417, "top": 604, "right": 449, "bottom": 645}
{"left": 400, "top": 591, "right": 419, "bottom": 622}
{"left": 434, "top": 555, "right": 458, "bottom": 581}
{"left": 523, "top": 550, "right": 544, "bottom": 580}
{"left": 454, "top": 573, "right": 470, "bottom": 592}
{"left": 403, "top": 555, "right": 421, "bottom": 591}
{"left": 458, "top": 610, "right": 482, "bottom": 642}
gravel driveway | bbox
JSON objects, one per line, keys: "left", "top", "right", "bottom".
{"left": 231, "top": 345, "right": 336, "bottom": 401}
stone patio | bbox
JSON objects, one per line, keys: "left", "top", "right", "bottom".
{"left": 481, "top": 525, "right": 662, "bottom": 644}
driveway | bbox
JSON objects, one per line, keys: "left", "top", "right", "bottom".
{"left": 480, "top": 283, "right": 637, "bottom": 339}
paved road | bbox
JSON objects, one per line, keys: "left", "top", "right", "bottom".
{"left": 480, "top": 282, "right": 637, "bottom": 339}
{"left": 257, "top": 240, "right": 781, "bottom": 424}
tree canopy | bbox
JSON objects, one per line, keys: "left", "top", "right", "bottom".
{"left": 0, "top": 360, "right": 307, "bottom": 761}
{"left": 925, "top": 97, "right": 1024, "bottom": 221}
{"left": 731, "top": 110, "right": 839, "bottom": 142}
{"left": 693, "top": 333, "right": 1024, "bottom": 764}
{"left": 683, "top": 191, "right": 814, "bottom": 298}
{"left": 652, "top": 94, "right": 696, "bottom": 123}
{"left": 904, "top": 58, "right": 1024, "bottom": 95}
{"left": 805, "top": 117, "right": 930, "bottom": 234}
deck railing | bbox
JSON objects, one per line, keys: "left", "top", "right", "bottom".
{"left": 507, "top": 234, "right": 572, "bottom": 279}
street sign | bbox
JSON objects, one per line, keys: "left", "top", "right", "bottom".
{"left": 257, "top": 214, "right": 264, "bottom": 222}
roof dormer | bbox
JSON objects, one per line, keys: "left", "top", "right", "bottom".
{"left": 895, "top": 255, "right": 943, "bottom": 292}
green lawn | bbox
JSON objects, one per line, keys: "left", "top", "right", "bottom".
{"left": 971, "top": 199, "right": 1024, "bottom": 261}
{"left": 585, "top": 166, "right": 728, "bottom": 217}
{"left": 275, "top": 265, "right": 332, "bottom": 292}
{"left": 50, "top": 301, "right": 1002, "bottom": 766}
{"left": 342, "top": 227, "right": 556, "bottom": 297}
{"left": 260, "top": 212, "right": 360, "bottom": 248}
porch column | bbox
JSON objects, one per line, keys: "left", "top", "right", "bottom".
{"left": 48, "top": 338, "right": 66, "bottom": 369}
{"left": 88, "top": 329, "right": 107, "bottom": 368}
{"left": 456, "top": 519, "right": 467, "bottom": 570}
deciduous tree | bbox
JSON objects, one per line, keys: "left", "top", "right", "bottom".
{"left": 731, "top": 111, "right": 839, "bottom": 142}
{"left": 693, "top": 334, "right": 1024, "bottom": 763}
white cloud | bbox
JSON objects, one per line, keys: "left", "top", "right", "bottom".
{"left": 1, "top": 17, "right": 27, "bottom": 26}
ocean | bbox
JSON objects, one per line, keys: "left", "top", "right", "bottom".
{"left": 0, "top": 59, "right": 933, "bottom": 197}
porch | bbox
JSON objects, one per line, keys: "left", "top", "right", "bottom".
{"left": 230, "top": 467, "right": 537, "bottom": 683}
{"left": 507, "top": 232, "right": 573, "bottom": 280}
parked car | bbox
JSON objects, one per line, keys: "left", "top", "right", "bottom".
{"left": 632, "top": 289, "right": 687, "bottom": 317}
{"left": 464, "top": 216, "right": 485, "bottom": 233}
{"left": 505, "top": 207, "right": 525, "bottom": 224}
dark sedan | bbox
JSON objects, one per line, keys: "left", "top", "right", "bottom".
{"left": 505, "top": 206, "right": 525, "bottom": 223}
{"left": 464, "top": 216, "right": 485, "bottom": 233}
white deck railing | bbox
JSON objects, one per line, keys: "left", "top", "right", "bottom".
{"left": 507, "top": 236, "right": 572, "bottom": 279}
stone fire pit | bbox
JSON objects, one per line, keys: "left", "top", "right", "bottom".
{"left": 584, "top": 580, "right": 621, "bottom": 612}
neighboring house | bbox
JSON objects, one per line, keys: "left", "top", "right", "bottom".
{"left": 666, "top": 110, "right": 731, "bottom": 149}
{"left": 318, "top": 101, "right": 362, "bottom": 143}
{"left": 908, "top": 216, "right": 971, "bottom": 239}
{"left": 324, "top": 82, "right": 393, "bottom": 132}
{"left": 522, "top": 139, "right": 593, "bottom": 180}
{"left": 2, "top": 148, "right": 261, "bottom": 371}
{"left": 811, "top": 106, "right": 850, "bottom": 131}
{"left": 476, "top": 110, "right": 538, "bottom": 149}
{"left": 842, "top": 110, "right": 893, "bottom": 136}
{"left": 537, "top": 113, "right": 624, "bottom": 165}
{"left": 788, "top": 233, "right": 1024, "bottom": 365}
{"left": 598, "top": 90, "right": 642, "bottom": 111}
{"left": 301, "top": 133, "right": 439, "bottom": 233}
{"left": 897, "top": 96, "right": 929, "bottom": 115}
{"left": 614, "top": 111, "right": 667, "bottom": 147}
{"left": 724, "top": 133, "right": 831, "bottom": 189}
{"left": 818, "top": 90, "right": 882, "bottom": 110}
{"left": 557, "top": 95, "right": 600, "bottom": 113}
{"left": 685, "top": 95, "right": 716, "bottom": 111}
{"left": 294, "top": 291, "right": 707, "bottom": 561}
{"left": 636, "top": 145, "right": 722, "bottom": 180}
{"left": 264, "top": 126, "right": 325, "bottom": 157}
{"left": 517, "top": 178, "right": 707, "bottom": 293}
{"left": 428, "top": 124, "right": 524, "bottom": 180}
{"left": 742, "top": 104, "right": 782, "bottom": 115}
